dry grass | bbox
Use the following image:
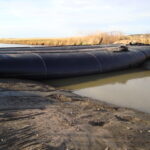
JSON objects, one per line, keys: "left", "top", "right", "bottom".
{"left": 0, "top": 32, "right": 124, "bottom": 46}
{"left": 128, "top": 34, "right": 150, "bottom": 44}
{"left": 0, "top": 32, "right": 149, "bottom": 46}
{"left": 114, "top": 34, "right": 150, "bottom": 45}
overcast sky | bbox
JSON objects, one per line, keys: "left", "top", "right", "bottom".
{"left": 0, "top": 0, "right": 150, "bottom": 38}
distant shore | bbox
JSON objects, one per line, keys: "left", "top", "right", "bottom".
{"left": 0, "top": 32, "right": 150, "bottom": 46}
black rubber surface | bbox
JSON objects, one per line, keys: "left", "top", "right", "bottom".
{"left": 0, "top": 45, "right": 149, "bottom": 79}
{"left": 0, "top": 54, "right": 46, "bottom": 78}
{"left": 89, "top": 50, "right": 146, "bottom": 72}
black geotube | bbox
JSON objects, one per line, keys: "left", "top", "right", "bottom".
{"left": 0, "top": 46, "right": 149, "bottom": 79}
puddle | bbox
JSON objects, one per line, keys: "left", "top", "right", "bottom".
{"left": 47, "top": 69, "right": 150, "bottom": 113}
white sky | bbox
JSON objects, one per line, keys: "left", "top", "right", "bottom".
{"left": 0, "top": 0, "right": 150, "bottom": 38}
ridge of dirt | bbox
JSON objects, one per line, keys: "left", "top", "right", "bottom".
{"left": 0, "top": 79, "right": 149, "bottom": 150}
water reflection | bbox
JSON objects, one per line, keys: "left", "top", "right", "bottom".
{"left": 47, "top": 69, "right": 150, "bottom": 90}
{"left": 0, "top": 43, "right": 31, "bottom": 47}
{"left": 47, "top": 69, "right": 150, "bottom": 113}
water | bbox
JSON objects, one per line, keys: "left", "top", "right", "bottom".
{"left": 47, "top": 69, "right": 150, "bottom": 113}
{"left": 0, "top": 43, "right": 33, "bottom": 47}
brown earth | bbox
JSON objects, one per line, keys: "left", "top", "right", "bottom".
{"left": 0, "top": 79, "right": 149, "bottom": 150}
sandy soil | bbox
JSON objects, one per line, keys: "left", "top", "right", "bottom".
{"left": 0, "top": 79, "right": 149, "bottom": 150}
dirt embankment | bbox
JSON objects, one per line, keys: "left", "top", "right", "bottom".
{"left": 0, "top": 79, "right": 150, "bottom": 150}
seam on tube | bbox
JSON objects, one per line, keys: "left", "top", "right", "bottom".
{"left": 32, "top": 53, "right": 48, "bottom": 77}
{"left": 86, "top": 52, "right": 102, "bottom": 72}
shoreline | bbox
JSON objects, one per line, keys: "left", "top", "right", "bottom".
{"left": 0, "top": 78, "right": 149, "bottom": 150}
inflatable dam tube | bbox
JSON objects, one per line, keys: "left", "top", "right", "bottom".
{"left": 0, "top": 46, "right": 149, "bottom": 79}
{"left": 0, "top": 44, "right": 120, "bottom": 51}
{"left": 0, "top": 45, "right": 121, "bottom": 55}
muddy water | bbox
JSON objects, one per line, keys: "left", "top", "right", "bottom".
{"left": 47, "top": 69, "right": 150, "bottom": 113}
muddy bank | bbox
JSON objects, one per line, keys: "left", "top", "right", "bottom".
{"left": 0, "top": 79, "right": 150, "bottom": 150}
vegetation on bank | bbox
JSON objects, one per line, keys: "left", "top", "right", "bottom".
{"left": 115, "top": 34, "right": 150, "bottom": 45}
{"left": 0, "top": 32, "right": 150, "bottom": 46}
